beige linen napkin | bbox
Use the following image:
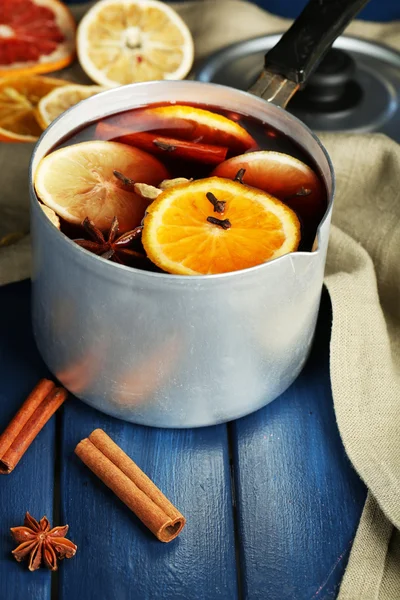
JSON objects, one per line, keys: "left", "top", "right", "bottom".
{"left": 0, "top": 2, "right": 400, "bottom": 597}
{"left": 320, "top": 132, "right": 400, "bottom": 600}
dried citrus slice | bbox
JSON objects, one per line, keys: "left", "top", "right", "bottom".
{"left": 0, "top": 75, "right": 68, "bottom": 142}
{"left": 34, "top": 141, "right": 169, "bottom": 232}
{"left": 142, "top": 177, "right": 300, "bottom": 275}
{"left": 97, "top": 104, "right": 257, "bottom": 155}
{"left": 212, "top": 151, "right": 326, "bottom": 226}
{"left": 77, "top": 0, "right": 194, "bottom": 86}
{"left": 35, "top": 84, "right": 106, "bottom": 129}
{"left": 0, "top": 0, "right": 76, "bottom": 77}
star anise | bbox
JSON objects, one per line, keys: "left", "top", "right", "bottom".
{"left": 11, "top": 512, "right": 77, "bottom": 571}
{"left": 74, "top": 216, "right": 144, "bottom": 265}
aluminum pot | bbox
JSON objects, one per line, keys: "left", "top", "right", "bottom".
{"left": 29, "top": 0, "right": 368, "bottom": 427}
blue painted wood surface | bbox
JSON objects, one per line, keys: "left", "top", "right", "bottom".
{"left": 0, "top": 281, "right": 54, "bottom": 600}
{"left": 59, "top": 400, "right": 237, "bottom": 600}
{"left": 232, "top": 290, "right": 367, "bottom": 600}
{"left": 0, "top": 281, "right": 366, "bottom": 599}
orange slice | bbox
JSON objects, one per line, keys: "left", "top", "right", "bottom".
{"left": 77, "top": 0, "right": 194, "bottom": 86}
{"left": 35, "top": 84, "right": 106, "bottom": 129}
{"left": 0, "top": 75, "right": 68, "bottom": 142}
{"left": 100, "top": 104, "right": 257, "bottom": 155}
{"left": 0, "top": 0, "right": 76, "bottom": 77}
{"left": 142, "top": 177, "right": 300, "bottom": 275}
{"left": 34, "top": 140, "right": 169, "bottom": 233}
{"left": 212, "top": 151, "right": 326, "bottom": 226}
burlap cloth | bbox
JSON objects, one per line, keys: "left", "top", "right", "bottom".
{"left": 1, "top": 1, "right": 400, "bottom": 597}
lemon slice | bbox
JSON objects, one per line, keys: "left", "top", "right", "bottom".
{"left": 36, "top": 84, "right": 106, "bottom": 129}
{"left": 142, "top": 177, "right": 301, "bottom": 275}
{"left": 34, "top": 140, "right": 169, "bottom": 232}
{"left": 77, "top": 0, "right": 194, "bottom": 86}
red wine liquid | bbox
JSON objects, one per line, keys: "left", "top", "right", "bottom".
{"left": 54, "top": 102, "right": 328, "bottom": 262}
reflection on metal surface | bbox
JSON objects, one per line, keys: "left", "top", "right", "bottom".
{"left": 111, "top": 334, "right": 183, "bottom": 410}
{"left": 248, "top": 71, "right": 299, "bottom": 108}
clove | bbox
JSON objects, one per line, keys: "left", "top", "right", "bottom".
{"left": 206, "top": 191, "right": 226, "bottom": 214}
{"left": 113, "top": 170, "right": 134, "bottom": 186}
{"left": 153, "top": 140, "right": 177, "bottom": 152}
{"left": 207, "top": 216, "right": 231, "bottom": 230}
{"left": 234, "top": 168, "right": 246, "bottom": 184}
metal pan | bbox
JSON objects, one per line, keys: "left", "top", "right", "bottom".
{"left": 29, "top": 0, "right": 370, "bottom": 427}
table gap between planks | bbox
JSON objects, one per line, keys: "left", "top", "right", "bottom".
{"left": 0, "top": 281, "right": 366, "bottom": 600}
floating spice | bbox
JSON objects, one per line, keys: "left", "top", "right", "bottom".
{"left": 153, "top": 139, "right": 177, "bottom": 152}
{"left": 285, "top": 186, "right": 312, "bottom": 200}
{"left": 159, "top": 177, "right": 191, "bottom": 190}
{"left": 134, "top": 183, "right": 162, "bottom": 200}
{"left": 295, "top": 187, "right": 312, "bottom": 196}
{"left": 234, "top": 168, "right": 246, "bottom": 184}
{"left": 113, "top": 170, "right": 134, "bottom": 186}
{"left": 206, "top": 191, "right": 226, "bottom": 214}
{"left": 96, "top": 122, "right": 229, "bottom": 165}
{"left": 74, "top": 216, "right": 144, "bottom": 265}
{"left": 134, "top": 179, "right": 192, "bottom": 201}
{"left": 207, "top": 216, "right": 232, "bottom": 230}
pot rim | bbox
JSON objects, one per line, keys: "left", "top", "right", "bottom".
{"left": 29, "top": 80, "right": 335, "bottom": 282}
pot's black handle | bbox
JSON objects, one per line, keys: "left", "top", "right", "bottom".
{"left": 264, "top": 0, "right": 371, "bottom": 86}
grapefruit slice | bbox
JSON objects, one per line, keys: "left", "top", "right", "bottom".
{"left": 0, "top": 75, "right": 68, "bottom": 142}
{"left": 212, "top": 151, "right": 326, "bottom": 227}
{"left": 34, "top": 141, "right": 169, "bottom": 233}
{"left": 142, "top": 177, "right": 300, "bottom": 275}
{"left": 0, "top": 0, "right": 76, "bottom": 77}
{"left": 77, "top": 0, "right": 194, "bottom": 86}
{"left": 36, "top": 84, "right": 106, "bottom": 129}
{"left": 97, "top": 104, "right": 257, "bottom": 155}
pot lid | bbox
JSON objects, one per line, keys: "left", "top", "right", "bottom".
{"left": 196, "top": 35, "right": 400, "bottom": 142}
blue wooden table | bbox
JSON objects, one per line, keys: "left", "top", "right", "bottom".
{"left": 0, "top": 281, "right": 366, "bottom": 600}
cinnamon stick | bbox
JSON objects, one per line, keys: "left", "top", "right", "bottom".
{"left": 96, "top": 122, "right": 228, "bottom": 165}
{"left": 119, "top": 132, "right": 228, "bottom": 165}
{"left": 75, "top": 429, "right": 186, "bottom": 542}
{"left": 0, "top": 379, "right": 68, "bottom": 474}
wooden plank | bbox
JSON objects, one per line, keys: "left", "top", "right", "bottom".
{"left": 0, "top": 281, "right": 54, "bottom": 600}
{"left": 232, "top": 290, "right": 367, "bottom": 600}
{"left": 59, "top": 400, "right": 237, "bottom": 600}
{"left": 0, "top": 281, "right": 364, "bottom": 599}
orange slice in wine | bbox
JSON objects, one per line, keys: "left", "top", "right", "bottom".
{"left": 212, "top": 151, "right": 326, "bottom": 227}
{"left": 98, "top": 105, "right": 257, "bottom": 155}
{"left": 142, "top": 177, "right": 300, "bottom": 275}
{"left": 34, "top": 141, "right": 169, "bottom": 233}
